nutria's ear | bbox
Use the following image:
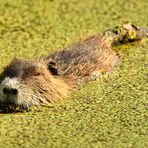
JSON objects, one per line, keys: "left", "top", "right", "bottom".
{"left": 48, "top": 60, "right": 58, "bottom": 75}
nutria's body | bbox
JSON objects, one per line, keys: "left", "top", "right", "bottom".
{"left": 0, "top": 23, "right": 147, "bottom": 112}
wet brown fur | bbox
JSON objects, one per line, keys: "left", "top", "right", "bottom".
{"left": 47, "top": 34, "right": 119, "bottom": 80}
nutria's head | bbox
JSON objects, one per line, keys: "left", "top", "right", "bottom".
{"left": 0, "top": 58, "right": 70, "bottom": 111}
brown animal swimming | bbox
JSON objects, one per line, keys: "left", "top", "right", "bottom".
{"left": 0, "top": 23, "right": 147, "bottom": 112}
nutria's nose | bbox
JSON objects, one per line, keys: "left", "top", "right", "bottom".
{"left": 3, "top": 87, "right": 18, "bottom": 95}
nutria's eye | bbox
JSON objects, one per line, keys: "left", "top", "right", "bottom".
{"left": 33, "top": 73, "right": 41, "bottom": 76}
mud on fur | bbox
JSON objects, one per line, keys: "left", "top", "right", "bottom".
{"left": 0, "top": 23, "right": 147, "bottom": 112}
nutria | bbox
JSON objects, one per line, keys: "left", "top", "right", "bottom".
{"left": 0, "top": 23, "right": 147, "bottom": 112}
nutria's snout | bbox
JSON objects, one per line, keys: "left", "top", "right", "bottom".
{"left": 0, "top": 77, "right": 19, "bottom": 104}
{"left": 0, "top": 77, "right": 22, "bottom": 112}
{"left": 0, "top": 77, "right": 31, "bottom": 111}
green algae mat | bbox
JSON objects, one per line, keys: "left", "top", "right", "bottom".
{"left": 0, "top": 0, "right": 147, "bottom": 147}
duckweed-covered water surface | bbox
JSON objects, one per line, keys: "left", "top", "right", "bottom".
{"left": 0, "top": 0, "right": 147, "bottom": 147}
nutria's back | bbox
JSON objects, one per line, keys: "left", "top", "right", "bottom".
{"left": 47, "top": 34, "right": 119, "bottom": 80}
